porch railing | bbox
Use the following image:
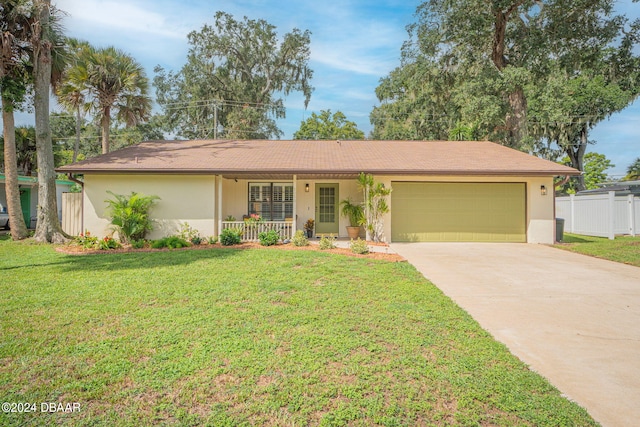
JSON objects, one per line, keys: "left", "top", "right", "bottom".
{"left": 221, "top": 221, "right": 294, "bottom": 242}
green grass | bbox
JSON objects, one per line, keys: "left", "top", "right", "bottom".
{"left": 0, "top": 240, "right": 598, "bottom": 426}
{"left": 556, "top": 233, "right": 640, "bottom": 267}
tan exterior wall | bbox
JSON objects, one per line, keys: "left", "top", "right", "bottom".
{"left": 82, "top": 173, "right": 556, "bottom": 243}
{"left": 376, "top": 175, "right": 556, "bottom": 244}
{"left": 83, "top": 174, "right": 216, "bottom": 239}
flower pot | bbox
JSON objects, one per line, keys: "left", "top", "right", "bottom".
{"left": 306, "top": 230, "right": 313, "bottom": 238}
{"left": 346, "top": 226, "right": 360, "bottom": 239}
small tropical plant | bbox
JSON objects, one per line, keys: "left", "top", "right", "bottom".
{"left": 74, "top": 231, "right": 98, "bottom": 249}
{"left": 349, "top": 238, "right": 369, "bottom": 254}
{"left": 292, "top": 230, "right": 309, "bottom": 246}
{"left": 340, "top": 197, "right": 364, "bottom": 227}
{"left": 131, "top": 239, "right": 146, "bottom": 249}
{"left": 220, "top": 228, "right": 243, "bottom": 246}
{"left": 207, "top": 236, "right": 219, "bottom": 244}
{"left": 97, "top": 236, "right": 122, "bottom": 250}
{"left": 304, "top": 218, "right": 314, "bottom": 231}
{"left": 319, "top": 234, "right": 336, "bottom": 250}
{"left": 224, "top": 215, "right": 236, "bottom": 221}
{"left": 105, "top": 191, "right": 160, "bottom": 243}
{"left": 258, "top": 229, "right": 280, "bottom": 246}
{"left": 357, "top": 173, "right": 391, "bottom": 243}
{"left": 151, "top": 236, "right": 191, "bottom": 249}
{"left": 179, "top": 222, "right": 202, "bottom": 244}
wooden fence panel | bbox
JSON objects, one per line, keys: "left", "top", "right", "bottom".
{"left": 62, "top": 192, "right": 82, "bottom": 236}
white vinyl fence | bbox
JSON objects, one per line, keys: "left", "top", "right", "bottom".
{"left": 556, "top": 192, "right": 639, "bottom": 239}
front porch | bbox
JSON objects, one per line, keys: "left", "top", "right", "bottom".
{"left": 215, "top": 175, "right": 362, "bottom": 242}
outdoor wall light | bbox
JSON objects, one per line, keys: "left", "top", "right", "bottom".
{"left": 540, "top": 185, "right": 547, "bottom": 196}
{"left": 305, "top": 183, "right": 310, "bottom": 192}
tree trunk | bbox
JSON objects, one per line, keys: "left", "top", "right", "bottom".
{"left": 505, "top": 87, "right": 527, "bottom": 148}
{"left": 72, "top": 103, "right": 80, "bottom": 162}
{"left": 565, "top": 125, "right": 588, "bottom": 192}
{"left": 492, "top": 2, "right": 528, "bottom": 149}
{"left": 2, "top": 96, "right": 29, "bottom": 240}
{"left": 101, "top": 106, "right": 110, "bottom": 154}
{"left": 32, "top": 0, "right": 68, "bottom": 244}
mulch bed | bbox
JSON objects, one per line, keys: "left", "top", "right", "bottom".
{"left": 56, "top": 241, "right": 405, "bottom": 262}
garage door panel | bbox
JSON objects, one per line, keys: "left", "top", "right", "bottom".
{"left": 391, "top": 182, "right": 526, "bottom": 242}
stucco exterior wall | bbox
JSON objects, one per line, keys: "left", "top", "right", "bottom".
{"left": 83, "top": 174, "right": 216, "bottom": 239}
{"left": 376, "top": 175, "right": 557, "bottom": 244}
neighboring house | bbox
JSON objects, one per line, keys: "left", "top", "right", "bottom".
{"left": 576, "top": 180, "right": 640, "bottom": 197}
{"left": 56, "top": 139, "right": 579, "bottom": 244}
{"left": 0, "top": 174, "right": 75, "bottom": 229}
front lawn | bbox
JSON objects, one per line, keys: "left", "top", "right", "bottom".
{"left": 556, "top": 233, "right": 640, "bottom": 267}
{"left": 0, "top": 240, "right": 597, "bottom": 426}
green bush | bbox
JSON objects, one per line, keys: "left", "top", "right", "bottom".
{"left": 319, "top": 235, "right": 336, "bottom": 250}
{"left": 220, "top": 228, "right": 243, "bottom": 246}
{"left": 179, "top": 222, "right": 201, "bottom": 244}
{"left": 292, "top": 230, "right": 309, "bottom": 247}
{"left": 258, "top": 230, "right": 280, "bottom": 246}
{"left": 131, "top": 239, "right": 146, "bottom": 249}
{"left": 74, "top": 231, "right": 98, "bottom": 249}
{"left": 207, "top": 236, "right": 218, "bottom": 244}
{"left": 151, "top": 236, "right": 191, "bottom": 249}
{"left": 105, "top": 191, "right": 160, "bottom": 243}
{"left": 97, "top": 236, "right": 122, "bottom": 250}
{"left": 349, "top": 238, "right": 369, "bottom": 254}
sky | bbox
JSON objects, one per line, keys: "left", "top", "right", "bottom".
{"left": 13, "top": 0, "right": 640, "bottom": 177}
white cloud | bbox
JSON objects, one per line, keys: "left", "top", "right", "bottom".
{"left": 56, "top": 0, "right": 190, "bottom": 40}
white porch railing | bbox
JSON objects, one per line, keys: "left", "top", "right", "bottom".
{"left": 221, "top": 221, "right": 294, "bottom": 241}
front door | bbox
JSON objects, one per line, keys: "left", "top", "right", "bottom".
{"left": 20, "top": 188, "right": 31, "bottom": 227}
{"left": 315, "top": 184, "right": 339, "bottom": 235}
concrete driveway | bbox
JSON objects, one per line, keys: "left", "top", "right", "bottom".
{"left": 390, "top": 243, "right": 640, "bottom": 427}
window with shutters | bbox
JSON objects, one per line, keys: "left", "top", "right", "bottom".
{"left": 248, "top": 182, "right": 293, "bottom": 220}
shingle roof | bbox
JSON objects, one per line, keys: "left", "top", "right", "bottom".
{"left": 56, "top": 139, "right": 580, "bottom": 177}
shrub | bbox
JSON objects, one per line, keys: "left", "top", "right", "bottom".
{"left": 349, "top": 238, "right": 369, "bottom": 254}
{"left": 105, "top": 191, "right": 160, "bottom": 243}
{"left": 151, "top": 236, "right": 191, "bottom": 249}
{"left": 207, "top": 236, "right": 218, "bottom": 244}
{"left": 319, "top": 234, "right": 336, "bottom": 250}
{"left": 97, "top": 236, "right": 122, "bottom": 250}
{"left": 74, "top": 231, "right": 98, "bottom": 249}
{"left": 220, "top": 228, "right": 243, "bottom": 246}
{"left": 131, "top": 239, "right": 146, "bottom": 249}
{"left": 179, "top": 222, "right": 201, "bottom": 244}
{"left": 258, "top": 230, "right": 280, "bottom": 246}
{"left": 292, "top": 230, "right": 309, "bottom": 247}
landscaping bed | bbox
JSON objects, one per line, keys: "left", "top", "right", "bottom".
{"left": 55, "top": 240, "right": 406, "bottom": 262}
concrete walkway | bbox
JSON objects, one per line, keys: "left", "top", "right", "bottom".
{"left": 390, "top": 243, "right": 640, "bottom": 427}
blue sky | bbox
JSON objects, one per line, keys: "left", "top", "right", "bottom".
{"left": 18, "top": 0, "right": 640, "bottom": 177}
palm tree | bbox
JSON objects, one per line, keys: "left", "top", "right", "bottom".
{"left": 61, "top": 44, "right": 151, "bottom": 154}
{"left": 626, "top": 158, "right": 640, "bottom": 181}
{"left": 31, "top": 0, "right": 68, "bottom": 243}
{"left": 0, "top": 0, "right": 32, "bottom": 239}
{"left": 55, "top": 38, "right": 91, "bottom": 162}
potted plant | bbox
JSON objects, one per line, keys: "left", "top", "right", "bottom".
{"left": 340, "top": 197, "right": 364, "bottom": 239}
{"left": 304, "top": 218, "right": 315, "bottom": 238}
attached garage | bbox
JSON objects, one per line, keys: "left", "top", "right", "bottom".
{"left": 391, "top": 182, "right": 526, "bottom": 242}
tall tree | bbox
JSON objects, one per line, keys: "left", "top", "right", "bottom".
{"left": 155, "top": 11, "right": 313, "bottom": 140}
{"left": 294, "top": 110, "right": 364, "bottom": 140}
{"left": 372, "top": 0, "right": 640, "bottom": 163}
{"left": 0, "top": 0, "right": 32, "bottom": 239}
{"left": 61, "top": 44, "right": 151, "bottom": 154}
{"left": 55, "top": 38, "right": 91, "bottom": 161}
{"left": 31, "top": 0, "right": 67, "bottom": 243}
{"left": 559, "top": 152, "right": 614, "bottom": 193}
{"left": 625, "top": 158, "right": 640, "bottom": 181}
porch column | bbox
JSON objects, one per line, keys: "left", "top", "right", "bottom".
{"left": 217, "top": 175, "right": 223, "bottom": 236}
{"left": 292, "top": 174, "right": 297, "bottom": 233}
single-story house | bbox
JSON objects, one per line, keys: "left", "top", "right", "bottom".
{"left": 57, "top": 139, "right": 579, "bottom": 244}
{"left": 0, "top": 173, "right": 75, "bottom": 229}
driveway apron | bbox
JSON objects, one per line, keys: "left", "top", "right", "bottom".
{"left": 391, "top": 243, "right": 640, "bottom": 427}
